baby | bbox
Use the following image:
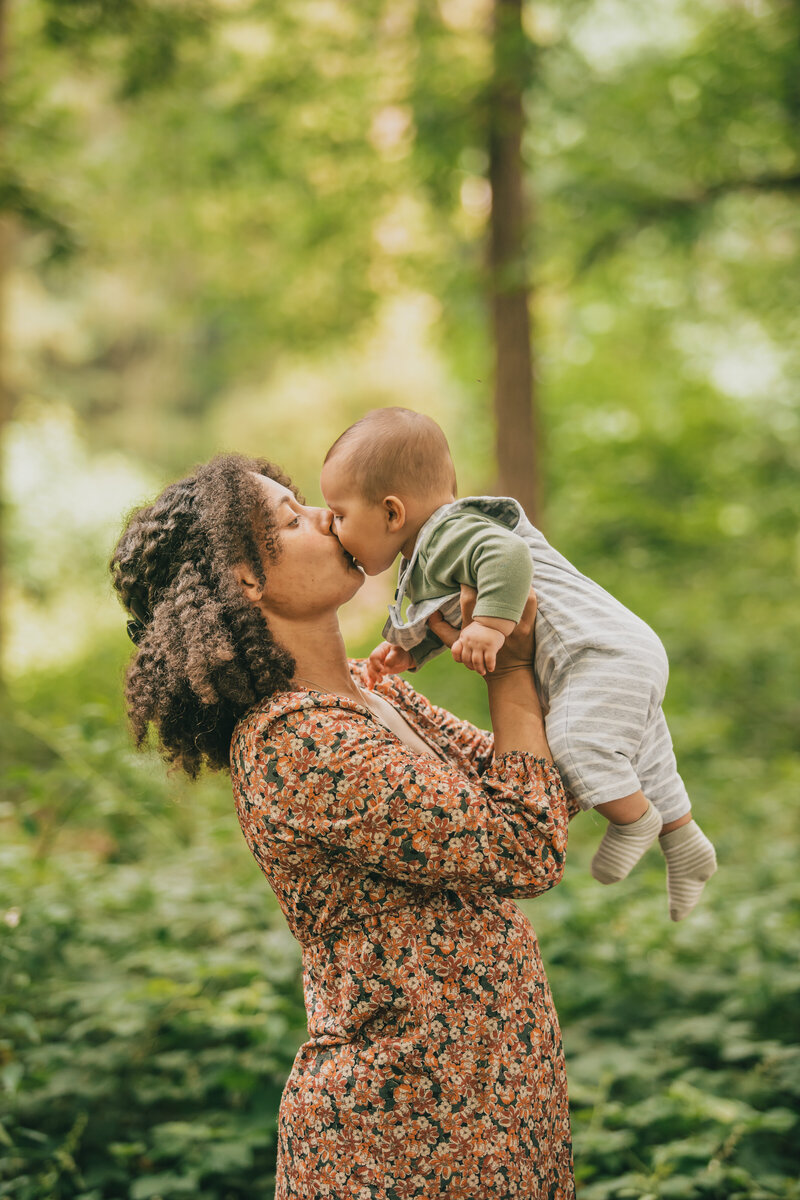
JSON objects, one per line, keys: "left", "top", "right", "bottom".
{"left": 320, "top": 407, "right": 717, "bottom": 920}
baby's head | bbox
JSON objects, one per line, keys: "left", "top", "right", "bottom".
{"left": 321, "top": 407, "right": 457, "bottom": 575}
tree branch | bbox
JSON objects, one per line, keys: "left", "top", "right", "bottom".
{"left": 577, "top": 170, "right": 800, "bottom": 273}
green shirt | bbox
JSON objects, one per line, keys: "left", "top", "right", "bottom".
{"left": 404, "top": 509, "right": 533, "bottom": 665}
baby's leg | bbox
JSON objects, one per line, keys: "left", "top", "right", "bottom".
{"left": 596, "top": 791, "right": 649, "bottom": 823}
{"left": 590, "top": 789, "right": 664, "bottom": 884}
{"left": 635, "top": 709, "right": 717, "bottom": 920}
{"left": 544, "top": 672, "right": 664, "bottom": 882}
{"left": 589, "top": 709, "right": 691, "bottom": 881}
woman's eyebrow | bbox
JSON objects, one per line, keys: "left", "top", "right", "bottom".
{"left": 274, "top": 496, "right": 298, "bottom": 522}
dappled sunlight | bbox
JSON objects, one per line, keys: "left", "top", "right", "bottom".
{"left": 4, "top": 404, "right": 158, "bottom": 676}
{"left": 209, "top": 290, "right": 461, "bottom": 503}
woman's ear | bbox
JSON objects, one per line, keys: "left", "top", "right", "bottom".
{"left": 234, "top": 564, "right": 264, "bottom": 605}
{"left": 382, "top": 495, "right": 406, "bottom": 531}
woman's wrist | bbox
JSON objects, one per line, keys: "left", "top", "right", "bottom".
{"left": 487, "top": 661, "right": 532, "bottom": 682}
{"left": 486, "top": 664, "right": 552, "bottom": 760}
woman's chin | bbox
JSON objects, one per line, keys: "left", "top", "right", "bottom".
{"left": 337, "top": 563, "right": 366, "bottom": 602}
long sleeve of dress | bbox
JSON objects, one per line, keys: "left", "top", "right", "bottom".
{"left": 367, "top": 664, "right": 495, "bottom": 774}
{"left": 235, "top": 699, "right": 568, "bottom": 901}
{"left": 356, "top": 662, "right": 582, "bottom": 822}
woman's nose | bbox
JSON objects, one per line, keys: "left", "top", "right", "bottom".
{"left": 310, "top": 505, "right": 336, "bottom": 534}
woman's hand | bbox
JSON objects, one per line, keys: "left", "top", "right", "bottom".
{"left": 428, "top": 585, "right": 547, "bottom": 757}
{"left": 427, "top": 585, "right": 537, "bottom": 678}
{"left": 492, "top": 588, "right": 537, "bottom": 677}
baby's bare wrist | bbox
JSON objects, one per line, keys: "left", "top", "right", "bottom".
{"left": 473, "top": 615, "right": 516, "bottom": 637}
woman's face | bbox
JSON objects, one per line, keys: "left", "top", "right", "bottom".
{"left": 251, "top": 473, "right": 365, "bottom": 617}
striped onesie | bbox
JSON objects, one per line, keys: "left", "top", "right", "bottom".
{"left": 383, "top": 496, "right": 691, "bottom": 823}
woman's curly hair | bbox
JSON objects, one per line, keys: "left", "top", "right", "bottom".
{"left": 110, "top": 453, "right": 299, "bottom": 778}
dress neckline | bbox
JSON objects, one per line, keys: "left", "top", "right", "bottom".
{"left": 289, "top": 671, "right": 448, "bottom": 764}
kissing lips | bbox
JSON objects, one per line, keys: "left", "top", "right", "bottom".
{"left": 341, "top": 546, "right": 365, "bottom": 574}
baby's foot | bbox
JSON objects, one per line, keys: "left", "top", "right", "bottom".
{"left": 590, "top": 800, "right": 663, "bottom": 885}
{"left": 660, "top": 821, "right": 717, "bottom": 921}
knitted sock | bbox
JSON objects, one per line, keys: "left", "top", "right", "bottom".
{"left": 659, "top": 820, "right": 717, "bottom": 921}
{"left": 590, "top": 800, "right": 664, "bottom": 884}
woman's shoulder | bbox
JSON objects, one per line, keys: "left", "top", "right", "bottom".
{"left": 229, "top": 662, "right": 433, "bottom": 759}
{"left": 228, "top": 668, "right": 421, "bottom": 792}
{"left": 234, "top": 690, "right": 344, "bottom": 742}
{"left": 231, "top": 668, "right": 377, "bottom": 760}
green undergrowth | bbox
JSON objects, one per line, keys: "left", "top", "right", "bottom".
{"left": 1, "top": 639, "right": 798, "bottom": 1198}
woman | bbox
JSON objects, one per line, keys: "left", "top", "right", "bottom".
{"left": 111, "top": 453, "right": 576, "bottom": 1198}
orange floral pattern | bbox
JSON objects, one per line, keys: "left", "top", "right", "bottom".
{"left": 231, "top": 662, "right": 575, "bottom": 1198}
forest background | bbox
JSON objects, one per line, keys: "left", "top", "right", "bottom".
{"left": 1, "top": 0, "right": 799, "bottom": 1197}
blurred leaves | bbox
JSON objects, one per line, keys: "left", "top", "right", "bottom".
{"left": 41, "top": 0, "right": 212, "bottom": 93}
{"left": 0, "top": 807, "right": 304, "bottom": 1199}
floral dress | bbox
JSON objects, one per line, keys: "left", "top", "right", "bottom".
{"left": 230, "top": 661, "right": 575, "bottom": 1199}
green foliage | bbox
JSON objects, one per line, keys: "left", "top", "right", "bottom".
{"left": 5, "top": 0, "right": 404, "bottom": 469}
{"left": 1, "top": 677, "right": 304, "bottom": 1198}
{"left": 2, "top": 615, "right": 800, "bottom": 1198}
{"left": 530, "top": 830, "right": 800, "bottom": 1198}
{"left": 41, "top": 1, "right": 212, "bottom": 100}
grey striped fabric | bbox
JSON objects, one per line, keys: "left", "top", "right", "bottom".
{"left": 388, "top": 496, "right": 692, "bottom": 822}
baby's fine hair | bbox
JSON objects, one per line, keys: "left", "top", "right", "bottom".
{"left": 324, "top": 407, "right": 457, "bottom": 503}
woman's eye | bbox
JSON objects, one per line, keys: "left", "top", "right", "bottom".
{"left": 288, "top": 516, "right": 300, "bottom": 527}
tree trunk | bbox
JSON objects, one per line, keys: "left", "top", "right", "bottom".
{"left": 0, "top": 0, "right": 8, "bottom": 691}
{"left": 487, "top": 0, "right": 540, "bottom": 524}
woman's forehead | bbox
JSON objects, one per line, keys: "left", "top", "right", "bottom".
{"left": 252, "top": 472, "right": 294, "bottom": 508}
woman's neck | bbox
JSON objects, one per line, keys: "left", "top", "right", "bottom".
{"left": 268, "top": 610, "right": 362, "bottom": 703}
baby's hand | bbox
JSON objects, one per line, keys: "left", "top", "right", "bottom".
{"left": 451, "top": 620, "right": 508, "bottom": 676}
{"left": 366, "top": 641, "right": 414, "bottom": 688}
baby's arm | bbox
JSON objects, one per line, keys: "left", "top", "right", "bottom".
{"left": 425, "top": 513, "right": 533, "bottom": 675}
{"left": 366, "top": 641, "right": 414, "bottom": 687}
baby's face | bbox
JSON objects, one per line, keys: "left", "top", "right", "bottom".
{"left": 320, "top": 461, "right": 399, "bottom": 576}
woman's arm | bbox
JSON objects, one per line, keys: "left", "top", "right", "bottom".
{"left": 370, "top": 586, "right": 585, "bottom": 820}
{"left": 231, "top": 701, "right": 568, "bottom": 901}
{"left": 350, "top": 659, "right": 495, "bottom": 774}
{"left": 486, "top": 660, "right": 550, "bottom": 759}
{"left": 430, "top": 586, "right": 552, "bottom": 759}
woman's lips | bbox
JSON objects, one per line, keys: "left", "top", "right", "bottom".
{"left": 340, "top": 544, "right": 365, "bottom": 573}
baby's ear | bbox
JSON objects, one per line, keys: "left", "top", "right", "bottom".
{"left": 382, "top": 495, "right": 406, "bottom": 530}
